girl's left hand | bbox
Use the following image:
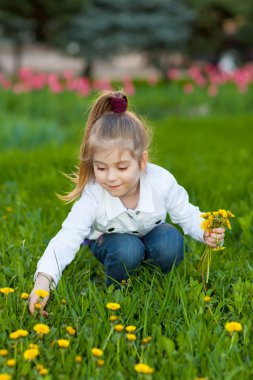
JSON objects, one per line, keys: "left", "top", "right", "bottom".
{"left": 204, "top": 227, "right": 225, "bottom": 248}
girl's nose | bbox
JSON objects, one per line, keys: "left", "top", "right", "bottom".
{"left": 106, "top": 169, "right": 117, "bottom": 182}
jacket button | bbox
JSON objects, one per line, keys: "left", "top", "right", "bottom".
{"left": 132, "top": 231, "right": 138, "bottom": 234}
{"left": 155, "top": 220, "right": 161, "bottom": 224}
{"left": 108, "top": 228, "right": 115, "bottom": 232}
{"left": 136, "top": 211, "right": 140, "bottom": 215}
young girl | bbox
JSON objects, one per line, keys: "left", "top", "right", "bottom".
{"left": 29, "top": 90, "right": 225, "bottom": 316}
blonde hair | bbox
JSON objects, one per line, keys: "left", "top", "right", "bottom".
{"left": 59, "top": 90, "right": 151, "bottom": 202}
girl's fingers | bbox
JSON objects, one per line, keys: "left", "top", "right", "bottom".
{"left": 212, "top": 228, "right": 225, "bottom": 233}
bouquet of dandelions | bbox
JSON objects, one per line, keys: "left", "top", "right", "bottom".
{"left": 200, "top": 209, "right": 235, "bottom": 284}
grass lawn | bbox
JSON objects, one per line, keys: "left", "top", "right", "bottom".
{"left": 1, "top": 82, "right": 253, "bottom": 379}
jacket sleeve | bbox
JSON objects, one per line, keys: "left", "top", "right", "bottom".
{"left": 165, "top": 176, "right": 205, "bottom": 243}
{"left": 34, "top": 186, "right": 98, "bottom": 287}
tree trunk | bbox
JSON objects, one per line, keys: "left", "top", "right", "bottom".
{"left": 13, "top": 41, "right": 23, "bottom": 78}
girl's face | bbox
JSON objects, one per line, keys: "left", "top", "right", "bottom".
{"left": 93, "top": 148, "right": 147, "bottom": 201}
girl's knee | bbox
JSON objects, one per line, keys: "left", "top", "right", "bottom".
{"left": 104, "top": 234, "right": 145, "bottom": 269}
{"left": 144, "top": 224, "right": 184, "bottom": 272}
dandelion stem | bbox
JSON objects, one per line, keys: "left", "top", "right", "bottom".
{"left": 133, "top": 342, "right": 141, "bottom": 361}
{"left": 229, "top": 333, "right": 235, "bottom": 353}
{"left": 207, "top": 305, "right": 218, "bottom": 325}
{"left": 102, "top": 326, "right": 114, "bottom": 351}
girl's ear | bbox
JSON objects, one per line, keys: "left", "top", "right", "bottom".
{"left": 140, "top": 151, "right": 148, "bottom": 171}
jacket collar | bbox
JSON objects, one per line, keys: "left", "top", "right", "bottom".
{"left": 103, "top": 170, "right": 155, "bottom": 220}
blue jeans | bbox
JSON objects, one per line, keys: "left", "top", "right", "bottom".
{"left": 88, "top": 223, "right": 184, "bottom": 286}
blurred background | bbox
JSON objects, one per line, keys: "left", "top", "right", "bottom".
{"left": 0, "top": 0, "right": 253, "bottom": 79}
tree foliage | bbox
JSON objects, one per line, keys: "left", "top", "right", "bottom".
{"left": 66, "top": 0, "right": 194, "bottom": 77}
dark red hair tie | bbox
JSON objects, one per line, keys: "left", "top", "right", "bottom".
{"left": 110, "top": 96, "right": 128, "bottom": 113}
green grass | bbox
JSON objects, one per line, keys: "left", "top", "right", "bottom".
{"left": 1, "top": 83, "right": 253, "bottom": 379}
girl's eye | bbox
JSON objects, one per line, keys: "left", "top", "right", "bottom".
{"left": 97, "top": 167, "right": 106, "bottom": 171}
{"left": 118, "top": 167, "right": 128, "bottom": 171}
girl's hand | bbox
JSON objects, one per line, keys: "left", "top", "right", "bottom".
{"left": 204, "top": 227, "right": 225, "bottom": 248}
{"left": 29, "top": 273, "right": 52, "bottom": 317}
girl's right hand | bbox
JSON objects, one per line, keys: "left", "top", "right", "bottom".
{"left": 29, "top": 273, "right": 52, "bottom": 317}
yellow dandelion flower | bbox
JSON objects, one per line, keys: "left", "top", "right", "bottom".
{"left": 21, "top": 293, "right": 29, "bottom": 300}
{"left": 16, "top": 329, "right": 28, "bottom": 337}
{"left": 29, "top": 343, "right": 39, "bottom": 349}
{"left": 5, "top": 207, "right": 13, "bottom": 212}
{"left": 91, "top": 348, "right": 103, "bottom": 357}
{"left": 34, "top": 289, "right": 49, "bottom": 298}
{"left": 6, "top": 359, "right": 16, "bottom": 367}
{"left": 227, "top": 211, "right": 235, "bottom": 218}
{"left": 39, "top": 368, "right": 49, "bottom": 376}
{"left": 75, "top": 355, "right": 83, "bottom": 363}
{"left": 106, "top": 302, "right": 121, "bottom": 311}
{"left": 114, "top": 324, "right": 124, "bottom": 333}
{"left": 203, "top": 296, "right": 211, "bottom": 302}
{"left": 195, "top": 377, "right": 208, "bottom": 380}
{"left": 35, "top": 303, "right": 42, "bottom": 309}
{"left": 0, "top": 374, "right": 12, "bottom": 380}
{"left": 0, "top": 288, "right": 14, "bottom": 295}
{"left": 109, "top": 315, "right": 118, "bottom": 322}
{"left": 9, "top": 332, "right": 19, "bottom": 340}
{"left": 134, "top": 363, "right": 154, "bottom": 374}
{"left": 57, "top": 339, "right": 70, "bottom": 348}
{"left": 66, "top": 326, "right": 76, "bottom": 335}
{"left": 23, "top": 348, "right": 39, "bottom": 360}
{"left": 126, "top": 325, "right": 137, "bottom": 333}
{"left": 33, "top": 324, "right": 50, "bottom": 335}
{"left": 225, "top": 322, "right": 243, "bottom": 333}
{"left": 213, "top": 246, "right": 225, "bottom": 251}
{"left": 0, "top": 349, "right": 8, "bottom": 356}
{"left": 97, "top": 359, "right": 105, "bottom": 367}
{"left": 127, "top": 333, "right": 137, "bottom": 341}
{"left": 61, "top": 299, "right": 67, "bottom": 304}
{"left": 36, "top": 364, "right": 44, "bottom": 371}
{"left": 142, "top": 336, "right": 152, "bottom": 344}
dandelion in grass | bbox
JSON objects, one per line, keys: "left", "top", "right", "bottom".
{"left": 200, "top": 209, "right": 234, "bottom": 284}
{"left": 0, "top": 374, "right": 12, "bottom": 380}
{"left": 109, "top": 315, "right": 118, "bottom": 322}
{"left": 126, "top": 325, "right": 136, "bottom": 333}
{"left": 9, "top": 330, "right": 28, "bottom": 339}
{"left": 34, "top": 289, "right": 49, "bottom": 298}
{"left": 142, "top": 336, "right": 152, "bottom": 345}
{"left": 0, "top": 350, "right": 8, "bottom": 357}
{"left": 106, "top": 302, "right": 121, "bottom": 311}
{"left": 225, "top": 321, "right": 242, "bottom": 333}
{"left": 203, "top": 296, "right": 211, "bottom": 302}
{"left": 97, "top": 359, "right": 105, "bottom": 367}
{"left": 127, "top": 333, "right": 137, "bottom": 341}
{"left": 9, "top": 332, "right": 19, "bottom": 340}
{"left": 114, "top": 324, "right": 124, "bottom": 333}
{"left": 75, "top": 355, "right": 83, "bottom": 363}
{"left": 15, "top": 329, "right": 28, "bottom": 337}
{"left": 91, "top": 348, "right": 103, "bottom": 357}
{"left": 0, "top": 288, "right": 14, "bottom": 295}
{"left": 39, "top": 368, "right": 48, "bottom": 376}
{"left": 35, "top": 303, "right": 42, "bottom": 309}
{"left": 134, "top": 363, "right": 154, "bottom": 374}
{"left": 61, "top": 299, "right": 67, "bottom": 304}
{"left": 6, "top": 359, "right": 16, "bottom": 367}
{"left": 33, "top": 324, "right": 50, "bottom": 336}
{"left": 23, "top": 348, "right": 39, "bottom": 360}
{"left": 66, "top": 326, "right": 76, "bottom": 335}
{"left": 29, "top": 343, "right": 39, "bottom": 349}
{"left": 57, "top": 339, "right": 70, "bottom": 348}
{"left": 21, "top": 293, "right": 29, "bottom": 300}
